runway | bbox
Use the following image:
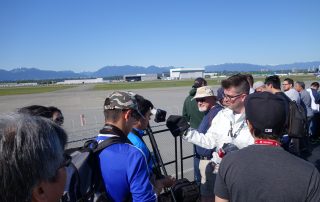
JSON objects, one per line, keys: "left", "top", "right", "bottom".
{"left": 0, "top": 84, "right": 203, "bottom": 179}
{"left": 1, "top": 83, "right": 319, "bottom": 179}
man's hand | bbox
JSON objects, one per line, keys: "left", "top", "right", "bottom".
{"left": 161, "top": 175, "right": 176, "bottom": 187}
{"left": 215, "top": 196, "right": 229, "bottom": 202}
{"left": 166, "top": 115, "right": 190, "bottom": 137}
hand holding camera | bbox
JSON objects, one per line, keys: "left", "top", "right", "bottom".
{"left": 166, "top": 115, "right": 190, "bottom": 137}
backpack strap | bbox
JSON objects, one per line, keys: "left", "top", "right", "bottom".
{"left": 94, "top": 136, "right": 124, "bottom": 153}
{"left": 94, "top": 124, "right": 130, "bottom": 153}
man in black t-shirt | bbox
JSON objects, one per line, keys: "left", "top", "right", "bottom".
{"left": 214, "top": 92, "right": 320, "bottom": 202}
{"left": 264, "top": 75, "right": 300, "bottom": 154}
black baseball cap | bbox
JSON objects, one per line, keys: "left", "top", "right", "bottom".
{"left": 245, "top": 92, "right": 286, "bottom": 135}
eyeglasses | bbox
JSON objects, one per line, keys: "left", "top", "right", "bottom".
{"left": 54, "top": 116, "right": 64, "bottom": 125}
{"left": 195, "top": 98, "right": 206, "bottom": 102}
{"left": 224, "top": 93, "right": 243, "bottom": 101}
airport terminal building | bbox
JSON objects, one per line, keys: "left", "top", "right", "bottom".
{"left": 57, "top": 78, "right": 104, "bottom": 84}
{"left": 123, "top": 74, "right": 157, "bottom": 82}
{"left": 170, "top": 68, "right": 205, "bottom": 80}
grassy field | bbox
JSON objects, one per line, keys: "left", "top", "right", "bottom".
{"left": 0, "top": 74, "right": 318, "bottom": 95}
{"left": 93, "top": 74, "right": 319, "bottom": 91}
{"left": 254, "top": 74, "right": 319, "bottom": 83}
{"left": 93, "top": 79, "right": 224, "bottom": 91}
{"left": 0, "top": 85, "right": 75, "bottom": 96}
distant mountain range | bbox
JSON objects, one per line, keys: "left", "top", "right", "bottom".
{"left": 1, "top": 62, "right": 320, "bottom": 81}
{"left": 205, "top": 61, "right": 320, "bottom": 72}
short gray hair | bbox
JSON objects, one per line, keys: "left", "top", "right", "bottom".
{"left": 295, "top": 81, "right": 305, "bottom": 89}
{"left": 0, "top": 114, "right": 68, "bottom": 202}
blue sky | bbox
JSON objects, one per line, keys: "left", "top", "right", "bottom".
{"left": 0, "top": 0, "right": 319, "bottom": 72}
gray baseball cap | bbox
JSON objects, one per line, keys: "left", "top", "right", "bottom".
{"left": 104, "top": 91, "right": 145, "bottom": 118}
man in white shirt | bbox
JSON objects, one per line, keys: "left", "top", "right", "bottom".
{"left": 306, "top": 82, "right": 320, "bottom": 143}
{"left": 182, "top": 74, "right": 254, "bottom": 175}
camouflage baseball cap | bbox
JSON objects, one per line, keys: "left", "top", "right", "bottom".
{"left": 104, "top": 91, "right": 145, "bottom": 118}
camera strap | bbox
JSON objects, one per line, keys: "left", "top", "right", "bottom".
{"left": 228, "top": 120, "right": 245, "bottom": 139}
{"left": 99, "top": 124, "right": 129, "bottom": 143}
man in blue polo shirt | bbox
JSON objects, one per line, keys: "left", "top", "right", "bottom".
{"left": 96, "top": 91, "right": 157, "bottom": 202}
{"left": 127, "top": 94, "right": 175, "bottom": 195}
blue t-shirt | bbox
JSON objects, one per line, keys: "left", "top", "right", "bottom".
{"left": 127, "top": 128, "right": 153, "bottom": 173}
{"left": 97, "top": 134, "right": 157, "bottom": 202}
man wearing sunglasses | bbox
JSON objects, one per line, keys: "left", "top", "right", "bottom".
{"left": 182, "top": 77, "right": 207, "bottom": 186}
{"left": 192, "top": 86, "right": 223, "bottom": 202}
{"left": 182, "top": 74, "right": 254, "bottom": 185}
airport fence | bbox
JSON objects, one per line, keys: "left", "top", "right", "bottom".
{"left": 66, "top": 122, "right": 195, "bottom": 181}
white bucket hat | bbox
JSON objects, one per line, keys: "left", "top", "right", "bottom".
{"left": 192, "top": 86, "right": 215, "bottom": 100}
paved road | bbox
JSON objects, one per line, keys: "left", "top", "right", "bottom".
{"left": 0, "top": 85, "right": 198, "bottom": 178}
{"left": 0, "top": 84, "right": 319, "bottom": 179}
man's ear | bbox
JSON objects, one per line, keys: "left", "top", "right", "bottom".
{"left": 31, "top": 183, "right": 46, "bottom": 202}
{"left": 123, "top": 110, "right": 132, "bottom": 121}
{"left": 246, "top": 120, "right": 255, "bottom": 136}
{"left": 241, "top": 94, "right": 247, "bottom": 102}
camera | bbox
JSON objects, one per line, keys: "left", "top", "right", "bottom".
{"left": 152, "top": 108, "right": 167, "bottom": 123}
{"left": 218, "top": 143, "right": 239, "bottom": 158}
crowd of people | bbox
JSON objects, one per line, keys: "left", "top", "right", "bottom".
{"left": 1, "top": 73, "right": 320, "bottom": 202}
{"left": 182, "top": 74, "right": 320, "bottom": 202}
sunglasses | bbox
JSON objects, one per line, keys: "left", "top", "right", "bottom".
{"left": 195, "top": 98, "right": 206, "bottom": 102}
{"left": 54, "top": 116, "right": 64, "bottom": 125}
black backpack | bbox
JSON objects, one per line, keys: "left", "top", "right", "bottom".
{"left": 61, "top": 136, "right": 122, "bottom": 202}
{"left": 287, "top": 100, "right": 307, "bottom": 138}
{"left": 171, "top": 178, "right": 199, "bottom": 202}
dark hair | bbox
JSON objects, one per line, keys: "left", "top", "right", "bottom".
{"left": 193, "top": 77, "right": 207, "bottom": 88}
{"left": 295, "top": 81, "right": 305, "bottom": 89}
{"left": 18, "top": 105, "right": 52, "bottom": 118}
{"left": 284, "top": 78, "right": 294, "bottom": 86}
{"left": 0, "top": 114, "right": 67, "bottom": 202}
{"left": 264, "top": 75, "right": 281, "bottom": 90}
{"left": 132, "top": 94, "right": 154, "bottom": 120}
{"left": 104, "top": 109, "right": 123, "bottom": 122}
{"left": 18, "top": 105, "right": 64, "bottom": 125}
{"left": 245, "top": 92, "right": 286, "bottom": 140}
{"left": 48, "top": 106, "right": 62, "bottom": 114}
{"left": 221, "top": 74, "right": 250, "bottom": 94}
{"left": 48, "top": 106, "right": 64, "bottom": 125}
{"left": 252, "top": 128, "right": 281, "bottom": 140}
{"left": 245, "top": 74, "right": 254, "bottom": 87}
{"left": 311, "top": 82, "right": 319, "bottom": 88}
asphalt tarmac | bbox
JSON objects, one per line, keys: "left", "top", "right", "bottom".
{"left": 0, "top": 84, "right": 319, "bottom": 179}
{"left": 0, "top": 84, "right": 197, "bottom": 179}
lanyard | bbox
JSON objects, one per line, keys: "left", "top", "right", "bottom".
{"left": 254, "top": 139, "right": 280, "bottom": 146}
{"left": 228, "top": 120, "right": 245, "bottom": 139}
